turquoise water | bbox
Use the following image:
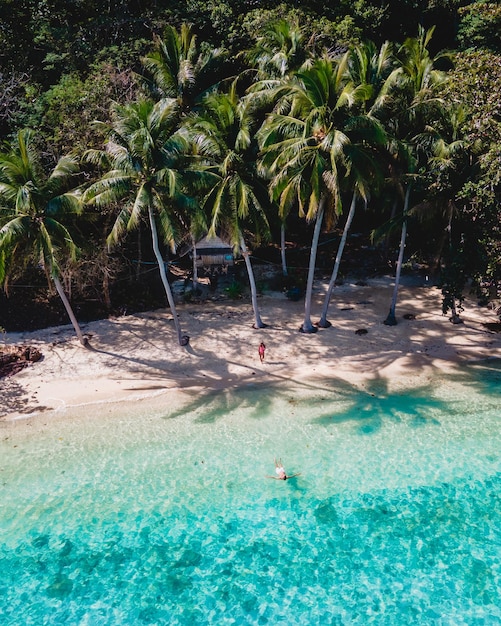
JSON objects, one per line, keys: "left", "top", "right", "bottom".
{"left": 1, "top": 361, "right": 500, "bottom": 625}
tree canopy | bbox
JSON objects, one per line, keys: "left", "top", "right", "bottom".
{"left": 0, "top": 5, "right": 500, "bottom": 337}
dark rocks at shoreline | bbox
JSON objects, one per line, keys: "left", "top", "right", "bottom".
{"left": 0, "top": 345, "right": 42, "bottom": 378}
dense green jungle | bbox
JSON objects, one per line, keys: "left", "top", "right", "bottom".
{"left": 0, "top": 0, "right": 500, "bottom": 340}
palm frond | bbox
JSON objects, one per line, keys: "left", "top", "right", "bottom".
{"left": 107, "top": 205, "right": 133, "bottom": 248}
{"left": 0, "top": 215, "right": 31, "bottom": 246}
{"left": 82, "top": 148, "right": 111, "bottom": 170}
{"left": 15, "top": 182, "right": 35, "bottom": 214}
{"left": 49, "top": 154, "right": 80, "bottom": 180}
{"left": 156, "top": 199, "right": 179, "bottom": 251}
{"left": 155, "top": 167, "right": 179, "bottom": 196}
{"left": 43, "top": 217, "right": 79, "bottom": 261}
{"left": 83, "top": 172, "right": 132, "bottom": 206}
{"left": 46, "top": 191, "right": 83, "bottom": 217}
{"left": 0, "top": 182, "right": 18, "bottom": 204}
{"left": 129, "top": 183, "right": 151, "bottom": 231}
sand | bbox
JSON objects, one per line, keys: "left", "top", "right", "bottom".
{"left": 1, "top": 276, "right": 499, "bottom": 423}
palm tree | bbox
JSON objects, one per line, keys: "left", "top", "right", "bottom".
{"left": 246, "top": 17, "right": 310, "bottom": 82}
{"left": 315, "top": 40, "right": 391, "bottom": 328}
{"left": 141, "top": 23, "right": 227, "bottom": 113}
{"left": 258, "top": 55, "right": 366, "bottom": 333}
{"left": 84, "top": 98, "right": 192, "bottom": 346}
{"left": 317, "top": 138, "right": 384, "bottom": 327}
{"left": 142, "top": 23, "right": 228, "bottom": 295}
{"left": 381, "top": 26, "right": 448, "bottom": 325}
{"left": 0, "top": 129, "right": 87, "bottom": 345}
{"left": 346, "top": 39, "right": 396, "bottom": 117}
{"left": 185, "top": 83, "right": 271, "bottom": 329}
{"left": 413, "top": 104, "right": 471, "bottom": 322}
{"left": 246, "top": 18, "right": 313, "bottom": 277}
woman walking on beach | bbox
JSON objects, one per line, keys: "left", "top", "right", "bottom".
{"left": 258, "top": 342, "right": 266, "bottom": 363}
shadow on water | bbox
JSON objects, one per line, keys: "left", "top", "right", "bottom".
{"left": 460, "top": 357, "right": 501, "bottom": 394}
{"left": 311, "top": 376, "right": 444, "bottom": 435}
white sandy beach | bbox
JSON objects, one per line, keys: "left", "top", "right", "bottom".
{"left": 1, "top": 276, "right": 500, "bottom": 423}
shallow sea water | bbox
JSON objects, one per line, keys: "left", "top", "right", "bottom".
{"left": 1, "top": 360, "right": 500, "bottom": 625}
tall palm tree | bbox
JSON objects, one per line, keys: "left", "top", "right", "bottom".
{"left": 381, "top": 26, "right": 448, "bottom": 325}
{"left": 84, "top": 98, "right": 192, "bottom": 346}
{"left": 185, "top": 83, "right": 271, "bottom": 329}
{"left": 0, "top": 130, "right": 87, "bottom": 345}
{"left": 317, "top": 138, "right": 384, "bottom": 327}
{"left": 258, "top": 55, "right": 366, "bottom": 333}
{"left": 142, "top": 23, "right": 227, "bottom": 295}
{"left": 413, "top": 104, "right": 471, "bottom": 322}
{"left": 246, "top": 18, "right": 313, "bottom": 277}
{"left": 315, "top": 40, "right": 391, "bottom": 328}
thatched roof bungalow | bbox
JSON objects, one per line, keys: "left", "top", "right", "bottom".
{"left": 191, "top": 235, "right": 235, "bottom": 268}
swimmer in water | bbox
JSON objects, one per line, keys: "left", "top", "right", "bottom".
{"left": 266, "top": 458, "right": 301, "bottom": 481}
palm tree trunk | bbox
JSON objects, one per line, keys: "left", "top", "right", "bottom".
{"left": 192, "top": 235, "right": 199, "bottom": 292}
{"left": 53, "top": 275, "right": 87, "bottom": 346}
{"left": 384, "top": 184, "right": 411, "bottom": 326}
{"left": 449, "top": 298, "right": 463, "bottom": 324}
{"left": 136, "top": 224, "right": 142, "bottom": 280}
{"left": 280, "top": 222, "right": 288, "bottom": 277}
{"left": 383, "top": 196, "right": 399, "bottom": 259}
{"left": 103, "top": 265, "right": 112, "bottom": 310}
{"left": 318, "top": 191, "right": 357, "bottom": 328}
{"left": 148, "top": 206, "right": 185, "bottom": 345}
{"left": 301, "top": 196, "right": 326, "bottom": 333}
{"left": 445, "top": 205, "right": 464, "bottom": 324}
{"left": 240, "top": 235, "right": 266, "bottom": 329}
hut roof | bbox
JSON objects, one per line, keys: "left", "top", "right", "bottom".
{"left": 195, "top": 235, "right": 232, "bottom": 250}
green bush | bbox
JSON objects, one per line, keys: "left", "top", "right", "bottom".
{"left": 224, "top": 280, "right": 244, "bottom": 299}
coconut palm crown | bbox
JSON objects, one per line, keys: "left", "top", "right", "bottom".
{"left": 141, "top": 23, "right": 228, "bottom": 113}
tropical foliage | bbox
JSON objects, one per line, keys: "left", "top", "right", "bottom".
{"left": 0, "top": 130, "right": 87, "bottom": 344}
{"left": 0, "top": 7, "right": 500, "bottom": 342}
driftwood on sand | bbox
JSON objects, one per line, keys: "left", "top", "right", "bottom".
{"left": 0, "top": 345, "right": 42, "bottom": 378}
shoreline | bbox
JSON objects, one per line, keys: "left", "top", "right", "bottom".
{"left": 1, "top": 277, "right": 500, "bottom": 426}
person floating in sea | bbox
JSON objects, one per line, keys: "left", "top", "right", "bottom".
{"left": 258, "top": 341, "right": 266, "bottom": 363}
{"left": 266, "top": 458, "right": 301, "bottom": 481}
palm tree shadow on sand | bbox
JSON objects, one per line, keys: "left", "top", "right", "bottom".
{"left": 188, "top": 387, "right": 277, "bottom": 424}
{"left": 161, "top": 358, "right": 501, "bottom": 432}
{"left": 0, "top": 379, "right": 51, "bottom": 417}
{"left": 86, "top": 321, "right": 500, "bottom": 431}
{"left": 162, "top": 377, "right": 353, "bottom": 423}
{"left": 160, "top": 372, "right": 453, "bottom": 433}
